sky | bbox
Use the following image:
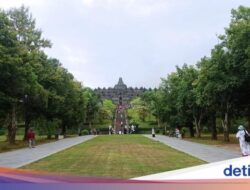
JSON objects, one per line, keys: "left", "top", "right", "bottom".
{"left": 0, "top": 0, "right": 250, "bottom": 88}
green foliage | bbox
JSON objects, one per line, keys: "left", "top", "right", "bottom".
{"left": 181, "top": 127, "right": 188, "bottom": 135}
{"left": 128, "top": 97, "right": 156, "bottom": 128}
{"left": 98, "top": 99, "right": 116, "bottom": 122}
{"left": 202, "top": 127, "right": 209, "bottom": 134}
{"left": 0, "top": 130, "right": 5, "bottom": 136}
{"left": 82, "top": 129, "right": 89, "bottom": 136}
{"left": 30, "top": 118, "right": 61, "bottom": 136}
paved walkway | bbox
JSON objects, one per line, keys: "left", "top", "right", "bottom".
{"left": 145, "top": 135, "right": 240, "bottom": 162}
{"left": 0, "top": 135, "right": 96, "bottom": 168}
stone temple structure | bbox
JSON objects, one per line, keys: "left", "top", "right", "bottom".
{"left": 94, "top": 77, "right": 147, "bottom": 105}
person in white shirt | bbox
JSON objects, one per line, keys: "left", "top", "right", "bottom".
{"left": 131, "top": 125, "right": 135, "bottom": 133}
{"left": 236, "top": 125, "right": 250, "bottom": 156}
{"left": 175, "top": 128, "right": 181, "bottom": 139}
{"left": 108, "top": 125, "right": 112, "bottom": 135}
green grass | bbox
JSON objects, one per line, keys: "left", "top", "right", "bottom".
{"left": 184, "top": 134, "right": 238, "bottom": 145}
{"left": 22, "top": 135, "right": 205, "bottom": 179}
{"left": 0, "top": 135, "right": 56, "bottom": 153}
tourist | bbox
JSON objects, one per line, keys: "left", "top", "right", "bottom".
{"left": 124, "top": 125, "right": 128, "bottom": 134}
{"left": 92, "top": 128, "right": 97, "bottom": 135}
{"left": 152, "top": 128, "right": 155, "bottom": 137}
{"left": 236, "top": 125, "right": 250, "bottom": 156}
{"left": 175, "top": 128, "right": 181, "bottom": 139}
{"left": 108, "top": 125, "right": 112, "bottom": 135}
{"left": 27, "top": 129, "right": 35, "bottom": 148}
{"left": 131, "top": 125, "right": 135, "bottom": 133}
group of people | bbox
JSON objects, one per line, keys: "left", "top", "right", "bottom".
{"left": 26, "top": 124, "right": 250, "bottom": 157}
{"left": 168, "top": 128, "right": 182, "bottom": 139}
{"left": 108, "top": 124, "right": 135, "bottom": 135}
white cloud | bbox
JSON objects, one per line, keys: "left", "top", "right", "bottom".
{"left": 80, "top": 0, "right": 170, "bottom": 17}
{"left": 82, "top": 0, "right": 94, "bottom": 7}
{"left": 0, "top": 0, "right": 46, "bottom": 9}
{"left": 61, "top": 45, "right": 88, "bottom": 69}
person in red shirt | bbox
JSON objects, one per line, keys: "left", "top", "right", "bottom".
{"left": 27, "top": 129, "right": 35, "bottom": 148}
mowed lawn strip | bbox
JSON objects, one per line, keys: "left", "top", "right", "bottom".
{"left": 21, "top": 135, "right": 205, "bottom": 179}
{"left": 184, "top": 134, "right": 238, "bottom": 145}
{"left": 0, "top": 135, "right": 56, "bottom": 153}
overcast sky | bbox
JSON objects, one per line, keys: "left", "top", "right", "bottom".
{"left": 0, "top": 0, "right": 250, "bottom": 88}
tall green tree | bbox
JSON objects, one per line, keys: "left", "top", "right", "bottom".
{"left": 7, "top": 6, "right": 51, "bottom": 140}
{"left": 84, "top": 88, "right": 102, "bottom": 130}
{"left": 224, "top": 6, "right": 250, "bottom": 129}
{"left": 0, "top": 10, "right": 39, "bottom": 144}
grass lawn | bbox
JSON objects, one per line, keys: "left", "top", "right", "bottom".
{"left": 22, "top": 135, "right": 205, "bottom": 179}
{"left": 184, "top": 134, "right": 238, "bottom": 145}
{"left": 0, "top": 135, "right": 56, "bottom": 153}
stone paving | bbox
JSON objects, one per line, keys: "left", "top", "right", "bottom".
{"left": 145, "top": 135, "right": 240, "bottom": 162}
{"left": 0, "top": 135, "right": 96, "bottom": 168}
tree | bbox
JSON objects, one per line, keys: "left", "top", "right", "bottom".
{"left": 7, "top": 6, "right": 51, "bottom": 140}
{"left": 129, "top": 97, "right": 150, "bottom": 122}
{"left": 0, "top": 10, "right": 39, "bottom": 144}
{"left": 98, "top": 99, "right": 116, "bottom": 122}
{"left": 84, "top": 88, "right": 101, "bottom": 130}
{"left": 8, "top": 6, "right": 51, "bottom": 51}
{"left": 195, "top": 57, "right": 219, "bottom": 140}
{"left": 224, "top": 6, "right": 250, "bottom": 130}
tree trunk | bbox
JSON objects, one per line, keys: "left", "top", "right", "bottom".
{"left": 247, "top": 114, "right": 250, "bottom": 132}
{"left": 47, "top": 120, "right": 52, "bottom": 139}
{"left": 47, "top": 134, "right": 51, "bottom": 139}
{"left": 8, "top": 103, "right": 17, "bottom": 144}
{"left": 157, "top": 118, "right": 160, "bottom": 128}
{"left": 23, "top": 118, "right": 31, "bottom": 141}
{"left": 164, "top": 124, "right": 167, "bottom": 136}
{"left": 210, "top": 113, "right": 217, "bottom": 140}
{"left": 221, "top": 112, "right": 230, "bottom": 142}
{"left": 89, "top": 121, "right": 92, "bottom": 134}
{"left": 188, "top": 122, "right": 194, "bottom": 137}
{"left": 61, "top": 124, "right": 66, "bottom": 138}
{"left": 194, "top": 117, "right": 201, "bottom": 138}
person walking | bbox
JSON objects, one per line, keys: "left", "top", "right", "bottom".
{"left": 152, "top": 128, "right": 155, "bottom": 137}
{"left": 27, "top": 129, "right": 35, "bottom": 148}
{"left": 236, "top": 125, "right": 250, "bottom": 156}
{"left": 131, "top": 125, "right": 135, "bottom": 133}
{"left": 175, "top": 128, "right": 181, "bottom": 139}
{"left": 108, "top": 125, "right": 112, "bottom": 135}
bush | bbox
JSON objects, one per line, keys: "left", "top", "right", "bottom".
{"left": 82, "top": 129, "right": 89, "bottom": 136}
{"left": 0, "top": 129, "right": 5, "bottom": 136}
{"left": 30, "top": 118, "right": 61, "bottom": 137}
{"left": 155, "top": 129, "right": 160, "bottom": 134}
{"left": 181, "top": 127, "right": 188, "bottom": 138}
{"left": 202, "top": 126, "right": 209, "bottom": 134}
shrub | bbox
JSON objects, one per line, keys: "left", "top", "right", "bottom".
{"left": 155, "top": 129, "right": 160, "bottom": 134}
{"left": 0, "top": 129, "right": 5, "bottom": 136}
{"left": 202, "top": 126, "right": 209, "bottom": 134}
{"left": 181, "top": 127, "right": 188, "bottom": 138}
{"left": 82, "top": 129, "right": 89, "bottom": 136}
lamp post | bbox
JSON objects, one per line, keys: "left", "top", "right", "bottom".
{"left": 23, "top": 94, "right": 29, "bottom": 141}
